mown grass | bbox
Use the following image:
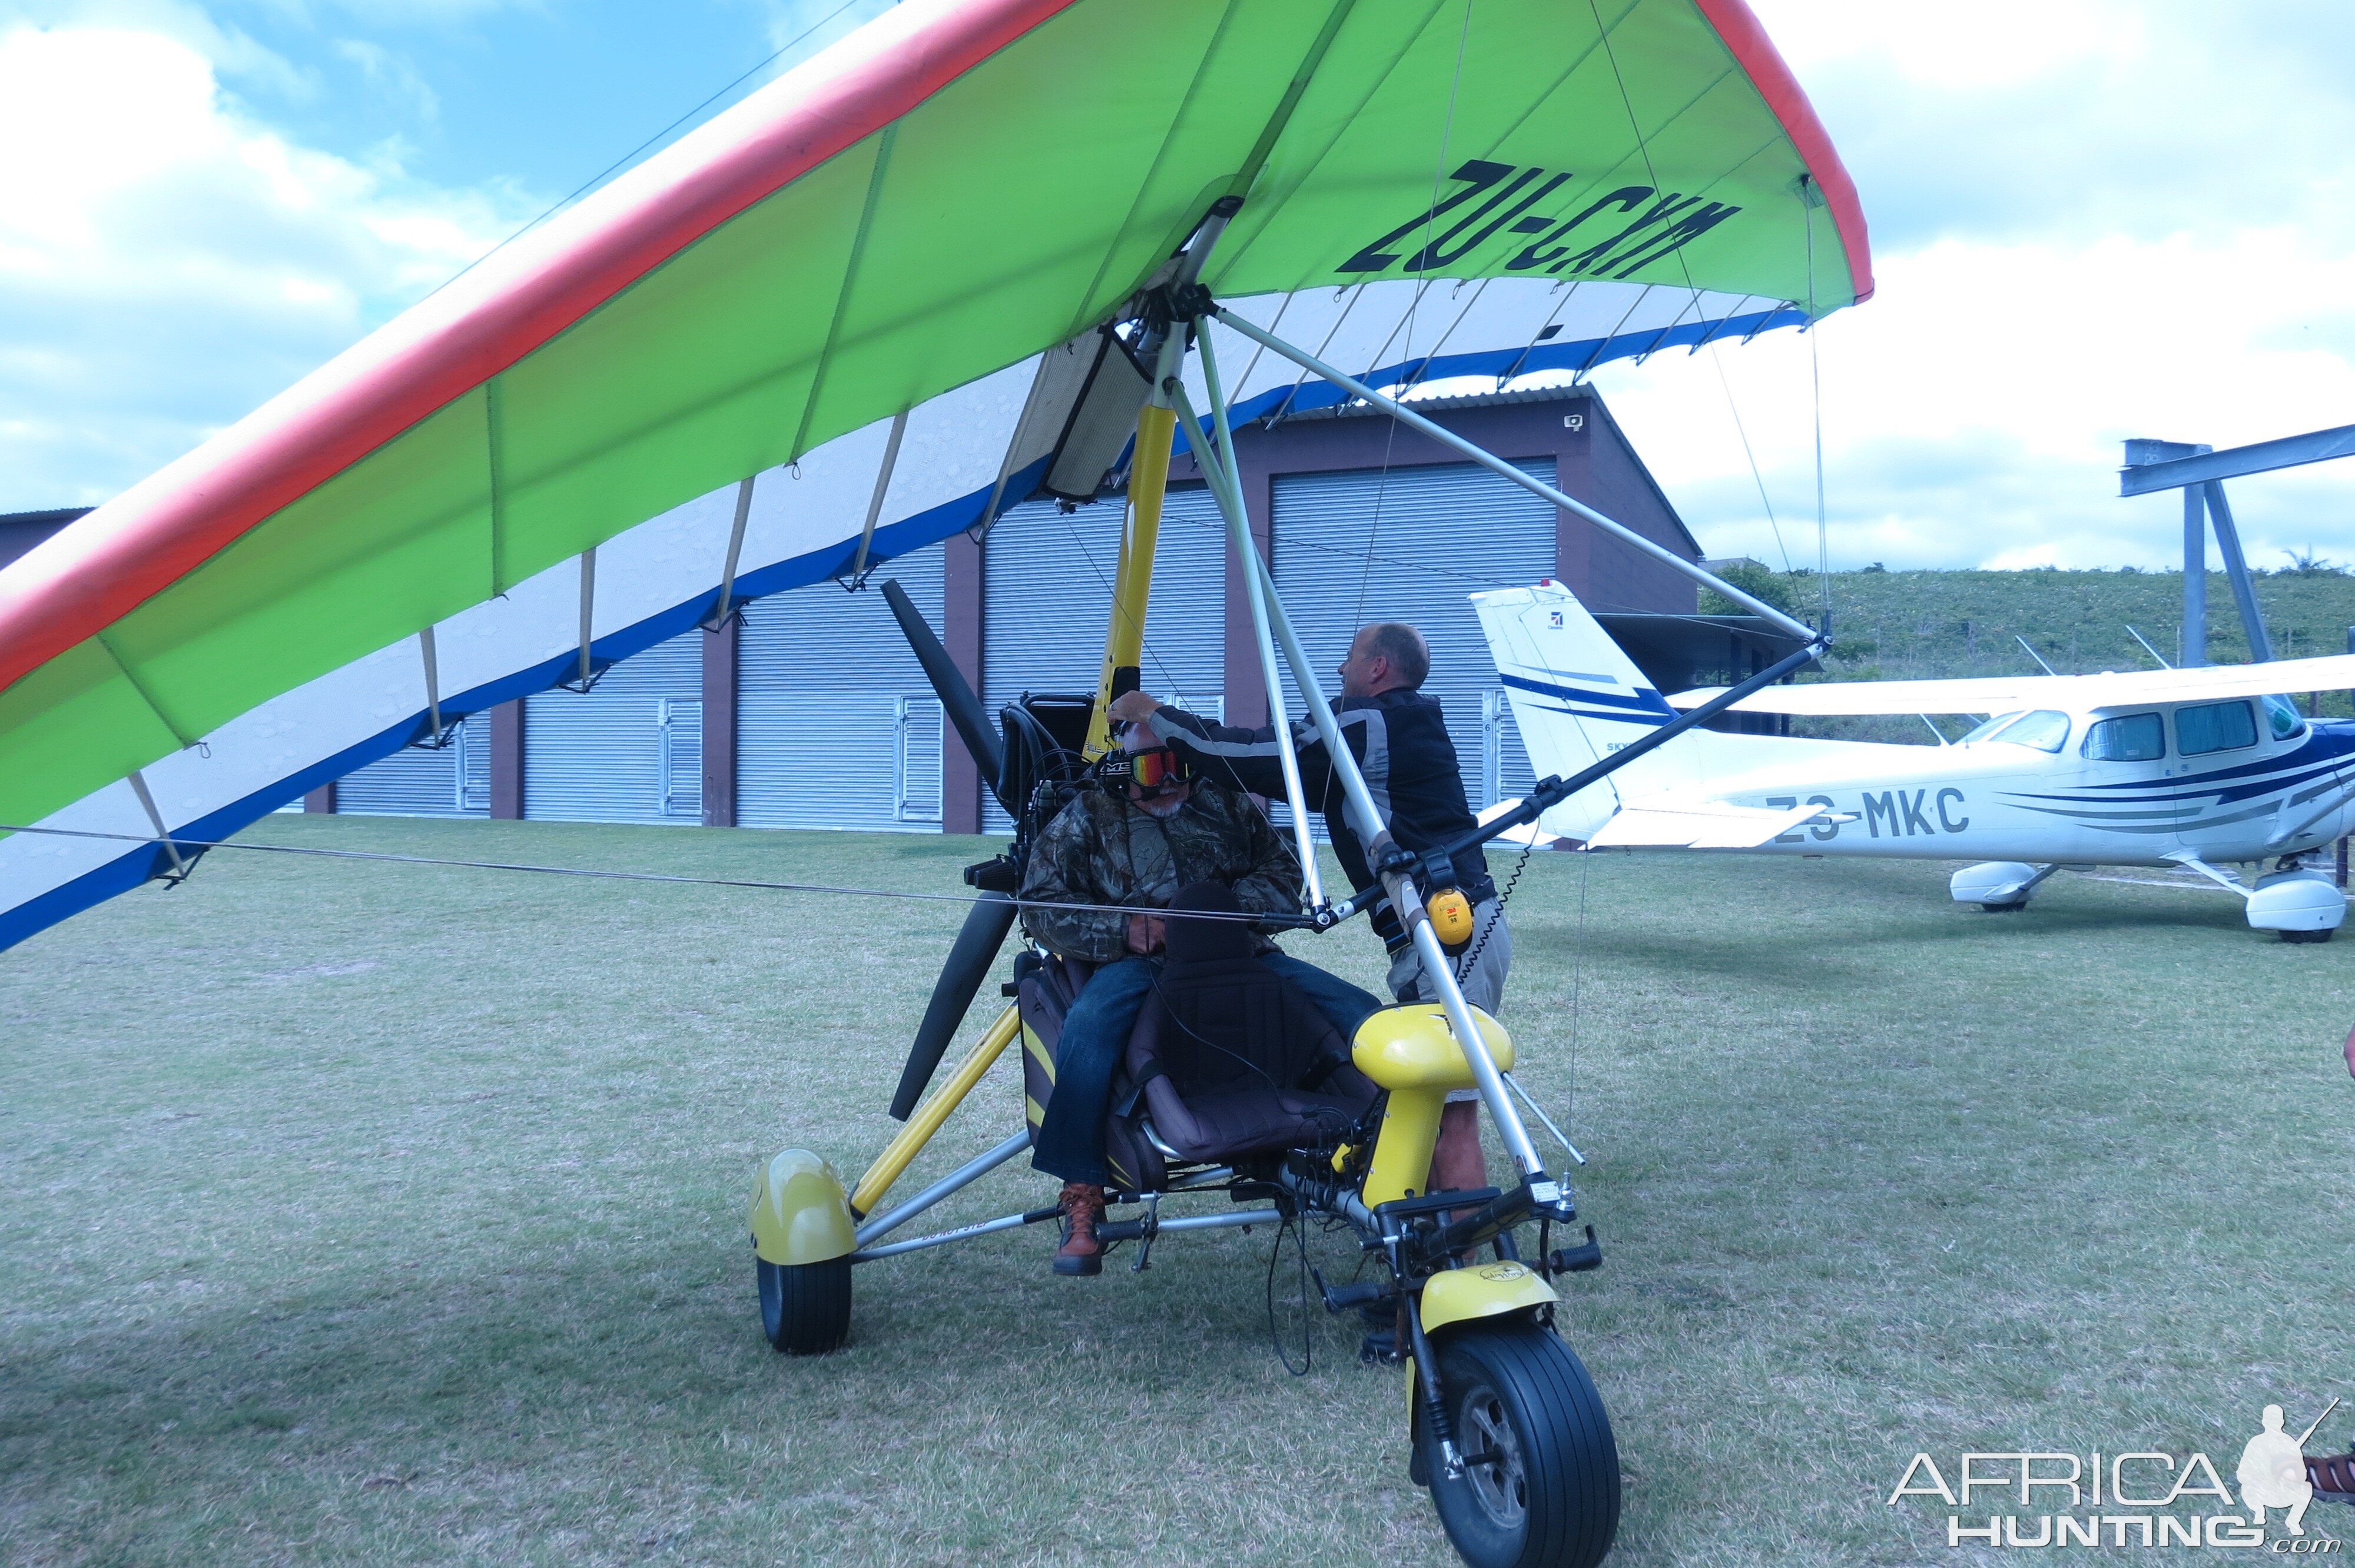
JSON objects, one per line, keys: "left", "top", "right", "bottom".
{"left": 5, "top": 817, "right": 2353, "bottom": 1566}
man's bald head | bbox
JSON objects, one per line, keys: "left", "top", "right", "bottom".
{"left": 1338, "top": 622, "right": 1429, "bottom": 698}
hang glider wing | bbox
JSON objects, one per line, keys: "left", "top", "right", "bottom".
{"left": 0, "top": 0, "right": 1869, "bottom": 949}
{"left": 1670, "top": 654, "right": 2355, "bottom": 718}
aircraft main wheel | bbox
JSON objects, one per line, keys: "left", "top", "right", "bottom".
{"left": 1980, "top": 901, "right": 2028, "bottom": 913}
{"left": 2279, "top": 928, "right": 2334, "bottom": 945}
{"left": 757, "top": 1256, "right": 851, "bottom": 1354}
{"left": 1419, "top": 1322, "right": 1620, "bottom": 1568}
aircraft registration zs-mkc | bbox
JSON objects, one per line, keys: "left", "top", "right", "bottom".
{"left": 1475, "top": 579, "right": 2355, "bottom": 941}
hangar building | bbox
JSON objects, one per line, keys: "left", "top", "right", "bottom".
{"left": 319, "top": 383, "right": 1786, "bottom": 833}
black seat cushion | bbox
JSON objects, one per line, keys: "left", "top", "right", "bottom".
{"left": 1123, "top": 882, "right": 1375, "bottom": 1164}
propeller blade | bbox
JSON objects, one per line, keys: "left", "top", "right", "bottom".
{"left": 880, "top": 577, "right": 1006, "bottom": 810}
{"left": 889, "top": 891, "right": 1018, "bottom": 1120}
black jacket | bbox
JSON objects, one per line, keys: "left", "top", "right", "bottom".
{"left": 1143, "top": 689, "right": 1494, "bottom": 946}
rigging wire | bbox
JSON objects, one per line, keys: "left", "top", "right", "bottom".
{"left": 1707, "top": 344, "right": 1793, "bottom": 574}
{"left": 1805, "top": 187, "right": 1833, "bottom": 631}
{"left": 1567, "top": 843, "right": 1588, "bottom": 1132}
{"left": 422, "top": 0, "right": 875, "bottom": 306}
{"left": 0, "top": 822, "right": 1286, "bottom": 925}
{"left": 1351, "top": 0, "right": 1477, "bottom": 627}
{"left": 1054, "top": 497, "right": 1201, "bottom": 709}
{"left": 1588, "top": 0, "right": 1816, "bottom": 603}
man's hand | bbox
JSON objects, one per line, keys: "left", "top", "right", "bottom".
{"left": 1126, "top": 912, "right": 1167, "bottom": 954}
{"left": 1107, "top": 691, "right": 1162, "bottom": 726}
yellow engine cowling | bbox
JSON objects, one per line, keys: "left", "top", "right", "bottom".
{"left": 1351, "top": 1004, "right": 1514, "bottom": 1091}
{"left": 748, "top": 1150, "right": 855, "bottom": 1266}
{"left": 1352, "top": 1005, "right": 1515, "bottom": 1207}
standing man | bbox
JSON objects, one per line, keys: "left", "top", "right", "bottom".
{"left": 1107, "top": 620, "right": 1505, "bottom": 1194}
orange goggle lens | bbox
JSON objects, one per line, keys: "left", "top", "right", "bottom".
{"left": 1129, "top": 748, "right": 1186, "bottom": 788}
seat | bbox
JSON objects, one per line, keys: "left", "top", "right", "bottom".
{"left": 1105, "top": 883, "right": 1378, "bottom": 1190}
{"left": 1015, "top": 882, "right": 1378, "bottom": 1192}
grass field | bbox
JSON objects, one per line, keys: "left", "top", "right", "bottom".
{"left": 6, "top": 816, "right": 2354, "bottom": 1566}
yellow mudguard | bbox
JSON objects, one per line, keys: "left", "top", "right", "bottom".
{"left": 1407, "top": 1263, "right": 1561, "bottom": 1418}
{"left": 748, "top": 1150, "right": 855, "bottom": 1266}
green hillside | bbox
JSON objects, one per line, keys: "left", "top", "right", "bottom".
{"left": 1703, "top": 564, "right": 2355, "bottom": 742}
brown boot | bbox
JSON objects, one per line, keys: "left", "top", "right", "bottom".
{"left": 1053, "top": 1181, "right": 1107, "bottom": 1276}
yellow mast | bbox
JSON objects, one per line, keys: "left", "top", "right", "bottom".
{"left": 1083, "top": 389, "right": 1178, "bottom": 756}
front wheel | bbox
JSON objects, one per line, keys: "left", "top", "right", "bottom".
{"left": 757, "top": 1255, "right": 851, "bottom": 1354}
{"left": 1419, "top": 1321, "right": 1620, "bottom": 1568}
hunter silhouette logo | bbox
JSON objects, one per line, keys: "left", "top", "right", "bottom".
{"left": 2241, "top": 1399, "right": 2340, "bottom": 1536}
{"left": 1886, "top": 1395, "right": 2354, "bottom": 1549}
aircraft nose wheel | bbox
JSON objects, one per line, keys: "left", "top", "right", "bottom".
{"left": 1419, "top": 1321, "right": 1620, "bottom": 1568}
{"left": 757, "top": 1257, "right": 852, "bottom": 1354}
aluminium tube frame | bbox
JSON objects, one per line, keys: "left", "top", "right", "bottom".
{"left": 1176, "top": 344, "right": 1326, "bottom": 910}
{"left": 854, "top": 1130, "right": 1032, "bottom": 1247}
{"left": 851, "top": 1202, "right": 1278, "bottom": 1264}
{"left": 1177, "top": 322, "right": 1547, "bottom": 1185}
{"left": 1208, "top": 307, "right": 1822, "bottom": 646}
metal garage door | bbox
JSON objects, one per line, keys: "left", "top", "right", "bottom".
{"left": 336, "top": 711, "right": 491, "bottom": 817}
{"left": 1269, "top": 460, "right": 1554, "bottom": 820}
{"left": 981, "top": 488, "right": 1228, "bottom": 832}
{"left": 523, "top": 629, "right": 704, "bottom": 823}
{"left": 736, "top": 544, "right": 946, "bottom": 832}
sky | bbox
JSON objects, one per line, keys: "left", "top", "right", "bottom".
{"left": 4, "top": 0, "right": 2351, "bottom": 573}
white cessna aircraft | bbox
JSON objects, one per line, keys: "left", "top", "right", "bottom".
{"left": 1474, "top": 579, "right": 2355, "bottom": 941}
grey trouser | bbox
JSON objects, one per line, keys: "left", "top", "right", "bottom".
{"left": 1385, "top": 897, "right": 1510, "bottom": 1105}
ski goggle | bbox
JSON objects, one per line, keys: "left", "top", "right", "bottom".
{"left": 1130, "top": 747, "right": 1188, "bottom": 788}
{"left": 1100, "top": 745, "right": 1190, "bottom": 790}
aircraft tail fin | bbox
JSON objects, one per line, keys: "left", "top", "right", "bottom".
{"left": 1472, "top": 579, "right": 1704, "bottom": 841}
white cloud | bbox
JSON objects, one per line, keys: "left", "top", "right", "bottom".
{"left": 0, "top": 22, "right": 522, "bottom": 506}
{"left": 1581, "top": 2, "right": 2355, "bottom": 573}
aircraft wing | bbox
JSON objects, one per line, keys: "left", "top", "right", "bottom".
{"left": 1583, "top": 798, "right": 1833, "bottom": 850}
{"left": 0, "top": 0, "right": 1875, "bottom": 950}
{"left": 1668, "top": 653, "right": 2355, "bottom": 717}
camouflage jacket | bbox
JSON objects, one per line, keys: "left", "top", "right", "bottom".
{"left": 1018, "top": 781, "right": 1302, "bottom": 963}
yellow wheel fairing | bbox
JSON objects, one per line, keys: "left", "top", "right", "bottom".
{"left": 749, "top": 1150, "right": 857, "bottom": 1265}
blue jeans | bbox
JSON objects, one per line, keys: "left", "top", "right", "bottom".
{"left": 1030, "top": 952, "right": 1384, "bottom": 1185}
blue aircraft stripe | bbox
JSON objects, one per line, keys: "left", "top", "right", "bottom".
{"left": 1526, "top": 702, "right": 1673, "bottom": 728}
{"left": 1500, "top": 672, "right": 1676, "bottom": 717}
{"left": 2006, "top": 754, "right": 2350, "bottom": 808}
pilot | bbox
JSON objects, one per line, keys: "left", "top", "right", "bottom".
{"left": 1109, "top": 620, "right": 1505, "bottom": 1198}
{"left": 1021, "top": 723, "right": 1384, "bottom": 1276}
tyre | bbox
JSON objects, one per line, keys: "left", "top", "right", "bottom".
{"left": 2279, "top": 927, "right": 2334, "bottom": 944}
{"left": 757, "top": 1255, "right": 851, "bottom": 1354}
{"left": 1419, "top": 1321, "right": 1619, "bottom": 1568}
{"left": 1980, "top": 901, "right": 2027, "bottom": 913}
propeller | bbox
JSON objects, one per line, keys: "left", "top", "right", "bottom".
{"left": 888, "top": 891, "right": 1019, "bottom": 1120}
{"left": 879, "top": 577, "right": 1021, "bottom": 1119}
{"left": 880, "top": 577, "right": 1004, "bottom": 809}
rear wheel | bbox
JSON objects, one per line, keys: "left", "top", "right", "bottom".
{"left": 757, "top": 1255, "right": 851, "bottom": 1354}
{"left": 1419, "top": 1321, "right": 1619, "bottom": 1568}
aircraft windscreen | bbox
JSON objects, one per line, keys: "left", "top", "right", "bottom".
{"left": 1990, "top": 710, "right": 2071, "bottom": 752}
{"left": 1961, "top": 711, "right": 2026, "bottom": 743}
{"left": 2263, "top": 693, "right": 2308, "bottom": 741}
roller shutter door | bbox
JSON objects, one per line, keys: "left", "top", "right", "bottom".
{"left": 336, "top": 711, "right": 491, "bottom": 818}
{"left": 736, "top": 544, "right": 946, "bottom": 832}
{"left": 1269, "top": 460, "right": 1554, "bottom": 822}
{"left": 981, "top": 489, "right": 1228, "bottom": 832}
{"left": 523, "top": 629, "right": 704, "bottom": 823}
